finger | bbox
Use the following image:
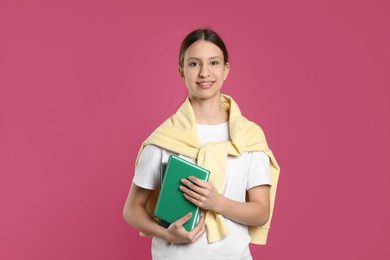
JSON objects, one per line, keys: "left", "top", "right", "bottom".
{"left": 183, "top": 193, "right": 203, "bottom": 207}
{"left": 188, "top": 176, "right": 208, "bottom": 187}
{"left": 197, "top": 215, "right": 205, "bottom": 226}
{"left": 190, "top": 216, "right": 205, "bottom": 243}
{"left": 191, "top": 224, "right": 205, "bottom": 243}
{"left": 181, "top": 178, "right": 208, "bottom": 195}
{"left": 189, "top": 215, "right": 204, "bottom": 233}
{"left": 174, "top": 212, "right": 192, "bottom": 226}
{"left": 180, "top": 185, "right": 204, "bottom": 201}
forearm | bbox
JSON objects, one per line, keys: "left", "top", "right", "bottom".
{"left": 123, "top": 204, "right": 168, "bottom": 239}
{"left": 181, "top": 178, "right": 271, "bottom": 226}
{"left": 215, "top": 196, "right": 270, "bottom": 226}
{"left": 123, "top": 184, "right": 170, "bottom": 241}
{"left": 123, "top": 184, "right": 205, "bottom": 244}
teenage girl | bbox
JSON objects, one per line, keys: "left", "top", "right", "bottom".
{"left": 123, "top": 28, "right": 278, "bottom": 260}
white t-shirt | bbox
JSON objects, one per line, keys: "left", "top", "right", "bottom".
{"left": 133, "top": 122, "right": 272, "bottom": 260}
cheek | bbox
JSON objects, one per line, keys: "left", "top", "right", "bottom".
{"left": 184, "top": 76, "right": 194, "bottom": 88}
{"left": 223, "top": 69, "right": 229, "bottom": 80}
{"left": 184, "top": 71, "right": 197, "bottom": 82}
{"left": 219, "top": 70, "right": 227, "bottom": 81}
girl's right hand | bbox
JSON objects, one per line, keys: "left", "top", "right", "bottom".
{"left": 164, "top": 213, "right": 205, "bottom": 244}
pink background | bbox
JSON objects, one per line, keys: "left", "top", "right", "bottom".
{"left": 1, "top": 0, "right": 389, "bottom": 259}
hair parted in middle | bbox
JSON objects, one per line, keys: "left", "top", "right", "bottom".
{"left": 178, "top": 28, "right": 229, "bottom": 68}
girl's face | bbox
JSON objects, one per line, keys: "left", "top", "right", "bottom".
{"left": 180, "top": 40, "right": 230, "bottom": 101}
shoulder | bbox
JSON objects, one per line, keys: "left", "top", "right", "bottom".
{"left": 141, "top": 144, "right": 162, "bottom": 156}
{"left": 141, "top": 144, "right": 176, "bottom": 163}
{"left": 248, "top": 151, "right": 269, "bottom": 163}
{"left": 238, "top": 116, "right": 266, "bottom": 139}
{"left": 241, "top": 115, "right": 263, "bottom": 130}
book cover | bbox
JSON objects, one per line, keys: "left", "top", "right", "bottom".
{"left": 155, "top": 155, "right": 210, "bottom": 231}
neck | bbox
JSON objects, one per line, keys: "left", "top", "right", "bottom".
{"left": 189, "top": 94, "right": 229, "bottom": 125}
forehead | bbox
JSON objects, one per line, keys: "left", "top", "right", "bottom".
{"left": 184, "top": 40, "right": 224, "bottom": 60}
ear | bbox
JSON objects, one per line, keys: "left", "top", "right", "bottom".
{"left": 223, "top": 62, "right": 230, "bottom": 80}
{"left": 178, "top": 66, "right": 184, "bottom": 79}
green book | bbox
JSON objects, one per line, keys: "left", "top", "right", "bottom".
{"left": 155, "top": 155, "right": 210, "bottom": 231}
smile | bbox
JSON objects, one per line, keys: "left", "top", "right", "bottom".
{"left": 196, "top": 81, "right": 215, "bottom": 89}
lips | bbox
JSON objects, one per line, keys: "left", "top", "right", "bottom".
{"left": 196, "top": 81, "right": 215, "bottom": 89}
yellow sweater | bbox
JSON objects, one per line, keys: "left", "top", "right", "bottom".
{"left": 136, "top": 94, "right": 280, "bottom": 245}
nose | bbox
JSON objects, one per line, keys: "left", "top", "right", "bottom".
{"left": 198, "top": 64, "right": 209, "bottom": 78}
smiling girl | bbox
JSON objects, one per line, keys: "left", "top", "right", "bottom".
{"left": 123, "top": 29, "right": 280, "bottom": 260}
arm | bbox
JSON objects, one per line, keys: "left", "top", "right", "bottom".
{"left": 180, "top": 178, "right": 270, "bottom": 226}
{"left": 123, "top": 183, "right": 206, "bottom": 244}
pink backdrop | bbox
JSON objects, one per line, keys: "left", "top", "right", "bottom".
{"left": 1, "top": 0, "right": 389, "bottom": 259}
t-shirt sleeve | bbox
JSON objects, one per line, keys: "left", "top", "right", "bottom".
{"left": 132, "top": 145, "right": 162, "bottom": 190}
{"left": 247, "top": 151, "right": 272, "bottom": 190}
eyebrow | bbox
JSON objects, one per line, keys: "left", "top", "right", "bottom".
{"left": 186, "top": 56, "right": 223, "bottom": 61}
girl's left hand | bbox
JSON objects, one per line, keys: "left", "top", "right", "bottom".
{"left": 180, "top": 177, "right": 222, "bottom": 212}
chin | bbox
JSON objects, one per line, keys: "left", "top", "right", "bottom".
{"left": 190, "top": 90, "right": 221, "bottom": 100}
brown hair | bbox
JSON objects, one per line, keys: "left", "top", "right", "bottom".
{"left": 179, "top": 29, "right": 229, "bottom": 68}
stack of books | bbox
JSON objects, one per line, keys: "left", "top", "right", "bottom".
{"left": 154, "top": 155, "right": 210, "bottom": 231}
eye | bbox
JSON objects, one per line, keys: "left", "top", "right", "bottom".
{"left": 189, "top": 61, "right": 200, "bottom": 67}
{"left": 210, "top": 61, "right": 219, "bottom": 66}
